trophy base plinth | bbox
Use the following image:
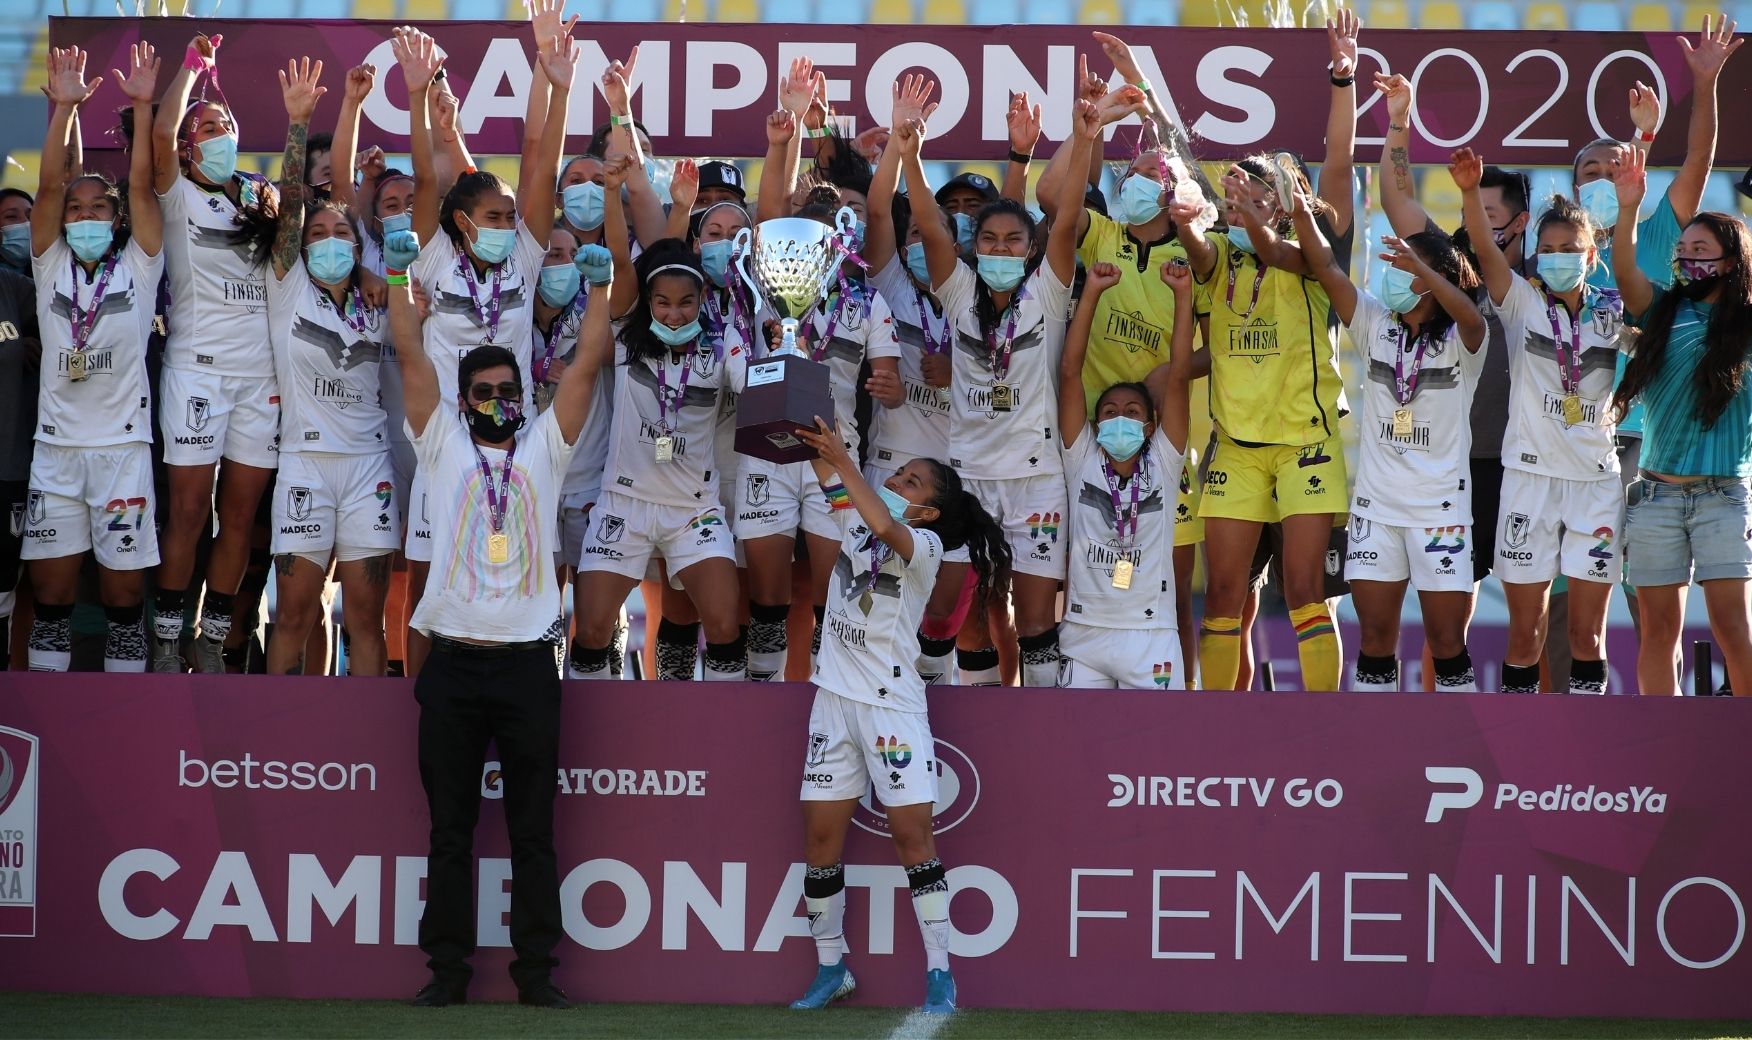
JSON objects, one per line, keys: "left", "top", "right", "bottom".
{"left": 735, "top": 354, "right": 835, "bottom": 464}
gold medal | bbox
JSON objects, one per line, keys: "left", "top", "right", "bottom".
{"left": 1392, "top": 407, "right": 1412, "bottom": 438}
{"left": 67, "top": 351, "right": 87, "bottom": 382}
{"left": 487, "top": 532, "right": 510, "bottom": 564}
{"left": 1562, "top": 393, "right": 1584, "bottom": 426}
{"left": 1111, "top": 557, "right": 1134, "bottom": 590}
{"left": 655, "top": 435, "right": 674, "bottom": 463}
{"left": 990, "top": 383, "right": 1014, "bottom": 412}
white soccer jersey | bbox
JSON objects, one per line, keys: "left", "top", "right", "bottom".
{"left": 600, "top": 333, "right": 746, "bottom": 509}
{"left": 410, "top": 225, "right": 544, "bottom": 409}
{"left": 32, "top": 237, "right": 161, "bottom": 448}
{"left": 705, "top": 286, "right": 755, "bottom": 509}
{"left": 1061, "top": 426, "right": 1180, "bottom": 630}
{"left": 539, "top": 300, "right": 614, "bottom": 502}
{"left": 409, "top": 406, "right": 576, "bottom": 643}
{"left": 268, "top": 260, "right": 388, "bottom": 456}
{"left": 812, "top": 518, "right": 943, "bottom": 714}
{"left": 1346, "top": 291, "right": 1485, "bottom": 527}
{"left": 938, "top": 260, "right": 1072, "bottom": 481}
{"left": 798, "top": 281, "right": 901, "bottom": 459}
{"left": 1491, "top": 275, "right": 1623, "bottom": 482}
{"left": 869, "top": 256, "right": 951, "bottom": 470}
{"left": 159, "top": 175, "right": 271, "bottom": 375}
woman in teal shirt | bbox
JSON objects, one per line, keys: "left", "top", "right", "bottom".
{"left": 1611, "top": 152, "right": 1752, "bottom": 698}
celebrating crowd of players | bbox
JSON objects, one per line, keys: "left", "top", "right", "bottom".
{"left": 5, "top": 4, "right": 1752, "bottom": 1016}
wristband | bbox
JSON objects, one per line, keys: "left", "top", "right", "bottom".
{"left": 609, "top": 114, "right": 634, "bottom": 128}
{"left": 821, "top": 482, "right": 852, "bottom": 510}
{"left": 183, "top": 47, "right": 213, "bottom": 73}
{"left": 1330, "top": 73, "right": 1356, "bottom": 87}
{"left": 807, "top": 126, "right": 834, "bottom": 139}
{"left": 1008, "top": 149, "right": 1033, "bottom": 165}
{"left": 1133, "top": 81, "right": 1152, "bottom": 94}
{"left": 1635, "top": 128, "right": 1656, "bottom": 143}
{"left": 385, "top": 271, "right": 408, "bottom": 286}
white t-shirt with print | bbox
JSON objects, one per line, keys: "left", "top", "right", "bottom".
{"left": 1062, "top": 426, "right": 1181, "bottom": 630}
{"left": 158, "top": 175, "right": 271, "bottom": 375}
{"left": 869, "top": 255, "right": 952, "bottom": 470}
{"left": 812, "top": 518, "right": 943, "bottom": 714}
{"left": 32, "top": 237, "right": 161, "bottom": 448}
{"left": 268, "top": 259, "right": 388, "bottom": 456}
{"left": 410, "top": 224, "right": 544, "bottom": 408}
{"left": 1490, "top": 274, "right": 1623, "bottom": 482}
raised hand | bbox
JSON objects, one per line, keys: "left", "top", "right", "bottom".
{"left": 278, "top": 57, "right": 327, "bottom": 123}
{"left": 601, "top": 46, "right": 638, "bottom": 113}
{"left": 344, "top": 63, "right": 376, "bottom": 104}
{"left": 1379, "top": 234, "right": 1429, "bottom": 274}
{"left": 1007, "top": 90, "right": 1042, "bottom": 156}
{"left": 526, "top": 0, "right": 579, "bottom": 51}
{"left": 1448, "top": 147, "right": 1483, "bottom": 191}
{"left": 190, "top": 33, "right": 221, "bottom": 64}
{"left": 391, "top": 28, "right": 443, "bottom": 93}
{"left": 920, "top": 352, "right": 949, "bottom": 389}
{"left": 1097, "top": 85, "right": 1148, "bottom": 125}
{"left": 891, "top": 73, "right": 938, "bottom": 133}
{"left": 111, "top": 40, "right": 160, "bottom": 104}
{"left": 43, "top": 47, "right": 100, "bottom": 107}
{"left": 766, "top": 108, "right": 797, "bottom": 148}
{"left": 894, "top": 116, "right": 925, "bottom": 159}
{"left": 1374, "top": 72, "right": 1410, "bottom": 126}
{"left": 431, "top": 88, "right": 459, "bottom": 143}
{"left": 357, "top": 145, "right": 386, "bottom": 181}
{"left": 853, "top": 126, "right": 890, "bottom": 164}
{"left": 780, "top": 56, "right": 816, "bottom": 117}
{"left": 1159, "top": 257, "right": 1192, "bottom": 295}
{"left": 575, "top": 243, "right": 613, "bottom": 285}
{"left": 1613, "top": 146, "right": 1648, "bottom": 209}
{"left": 1074, "top": 98, "right": 1102, "bottom": 141}
{"left": 1091, "top": 31, "right": 1144, "bottom": 85}
{"left": 1628, "top": 80, "right": 1661, "bottom": 136}
{"left": 384, "top": 229, "right": 421, "bottom": 270}
{"left": 1327, "top": 6, "right": 1361, "bottom": 80}
{"left": 1084, "top": 260, "right": 1122, "bottom": 293}
{"left": 537, "top": 31, "right": 580, "bottom": 91}
{"left": 669, "top": 158, "right": 699, "bottom": 211}
{"left": 1076, "top": 52, "right": 1106, "bottom": 104}
{"left": 805, "top": 73, "right": 831, "bottom": 131}
{"left": 601, "top": 154, "right": 635, "bottom": 192}
{"left": 794, "top": 416, "right": 854, "bottom": 473}
{"left": 1679, "top": 13, "right": 1743, "bottom": 82}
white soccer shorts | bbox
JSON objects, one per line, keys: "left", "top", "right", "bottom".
{"left": 21, "top": 442, "right": 159, "bottom": 570}
{"left": 1343, "top": 516, "right": 1474, "bottom": 593}
{"left": 158, "top": 366, "right": 280, "bottom": 469}
{"left": 800, "top": 686, "right": 937, "bottom": 808}
{"left": 964, "top": 472, "right": 1068, "bottom": 580}
{"left": 1495, "top": 469, "right": 1626, "bottom": 585}
{"left": 270, "top": 451, "right": 402, "bottom": 562}
{"left": 1059, "top": 622, "right": 1184, "bottom": 690}
{"left": 574, "top": 490, "right": 736, "bottom": 581}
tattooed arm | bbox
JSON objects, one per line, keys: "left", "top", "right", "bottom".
{"left": 274, "top": 58, "right": 327, "bottom": 279}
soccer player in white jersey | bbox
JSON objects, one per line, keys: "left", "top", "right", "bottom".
{"left": 1055, "top": 259, "right": 1194, "bottom": 689}
{"left": 1456, "top": 148, "right": 1628, "bottom": 695}
{"left": 568, "top": 235, "right": 748, "bottom": 682}
{"left": 393, "top": 22, "right": 574, "bottom": 678}
{"left": 902, "top": 94, "right": 1091, "bottom": 688}
{"left": 23, "top": 43, "right": 163, "bottom": 672}
{"left": 787, "top": 417, "right": 1007, "bottom": 1014}
{"left": 734, "top": 199, "right": 902, "bottom": 681}
{"left": 148, "top": 32, "right": 282, "bottom": 673}
{"left": 1294, "top": 192, "right": 1490, "bottom": 693}
{"left": 261, "top": 57, "right": 398, "bottom": 676}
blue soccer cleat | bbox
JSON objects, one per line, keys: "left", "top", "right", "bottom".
{"left": 922, "top": 968, "right": 957, "bottom": 1014}
{"left": 789, "top": 961, "right": 856, "bottom": 1010}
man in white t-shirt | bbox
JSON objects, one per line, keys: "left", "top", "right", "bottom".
{"left": 384, "top": 230, "right": 609, "bottom": 1010}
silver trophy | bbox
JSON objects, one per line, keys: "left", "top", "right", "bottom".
{"left": 729, "top": 207, "right": 857, "bottom": 461}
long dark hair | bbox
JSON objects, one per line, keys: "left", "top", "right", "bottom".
{"left": 1403, "top": 229, "right": 1480, "bottom": 343}
{"left": 439, "top": 170, "right": 516, "bottom": 247}
{"left": 1613, "top": 213, "right": 1752, "bottom": 428}
{"left": 303, "top": 199, "right": 365, "bottom": 290}
{"left": 621, "top": 238, "right": 706, "bottom": 363}
{"left": 368, "top": 170, "right": 412, "bottom": 243}
{"left": 180, "top": 102, "right": 277, "bottom": 267}
{"left": 814, "top": 126, "right": 873, "bottom": 198}
{"left": 917, "top": 459, "right": 1012, "bottom": 601}
{"left": 971, "top": 198, "right": 1039, "bottom": 338}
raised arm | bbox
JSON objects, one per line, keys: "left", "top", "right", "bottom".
{"left": 896, "top": 119, "right": 957, "bottom": 290}
{"left": 601, "top": 155, "right": 639, "bottom": 318}
{"left": 1225, "top": 166, "right": 1308, "bottom": 276}
{"left": 115, "top": 43, "right": 163, "bottom": 256}
{"left": 329, "top": 63, "right": 374, "bottom": 209}
{"left": 1290, "top": 190, "right": 1355, "bottom": 326}
{"left": 385, "top": 232, "right": 439, "bottom": 435}
{"left": 33, "top": 48, "right": 99, "bottom": 257}
{"left": 1374, "top": 73, "right": 1431, "bottom": 238}
{"left": 864, "top": 72, "right": 939, "bottom": 274}
{"left": 662, "top": 159, "right": 699, "bottom": 242}
{"left": 429, "top": 82, "right": 474, "bottom": 197}
{"left": 1667, "top": 17, "right": 1741, "bottom": 226}
{"left": 1092, "top": 32, "right": 1184, "bottom": 184}
{"left": 1001, "top": 91, "right": 1041, "bottom": 207}
{"left": 797, "top": 418, "right": 917, "bottom": 562}
{"left": 272, "top": 58, "right": 326, "bottom": 280}
{"left": 522, "top": 26, "right": 579, "bottom": 243}
{"left": 1391, "top": 235, "right": 1486, "bottom": 353}
{"left": 1452, "top": 147, "right": 1510, "bottom": 307}
{"left": 1060, "top": 263, "right": 1119, "bottom": 448}
{"left": 393, "top": 29, "right": 444, "bottom": 242}
{"left": 1176, "top": 197, "right": 1217, "bottom": 281}
{"left": 1611, "top": 148, "right": 1657, "bottom": 317}
{"left": 756, "top": 58, "right": 817, "bottom": 223}
{"left": 553, "top": 244, "right": 612, "bottom": 444}
{"left": 1146, "top": 258, "right": 1196, "bottom": 454}
{"left": 1317, "top": 8, "right": 1360, "bottom": 237}
{"left": 1049, "top": 99, "right": 1100, "bottom": 285}
{"left": 152, "top": 33, "right": 216, "bottom": 195}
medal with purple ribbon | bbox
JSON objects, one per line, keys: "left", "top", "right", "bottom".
{"left": 1545, "top": 292, "right": 1584, "bottom": 426}
{"left": 67, "top": 253, "right": 118, "bottom": 382}
{"left": 1102, "top": 451, "right": 1144, "bottom": 589}
{"left": 471, "top": 432, "right": 518, "bottom": 565}
{"left": 1390, "top": 320, "right": 1429, "bottom": 438}
{"left": 456, "top": 252, "right": 504, "bottom": 343}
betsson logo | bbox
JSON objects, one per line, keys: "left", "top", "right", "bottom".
{"left": 1423, "top": 765, "right": 1668, "bottom": 823}
{"left": 179, "top": 750, "right": 376, "bottom": 792}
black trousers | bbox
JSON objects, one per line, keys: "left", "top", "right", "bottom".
{"left": 415, "top": 640, "right": 562, "bottom": 990}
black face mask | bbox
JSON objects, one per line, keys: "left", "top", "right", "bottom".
{"left": 464, "top": 397, "right": 524, "bottom": 444}
{"left": 1678, "top": 274, "right": 1723, "bottom": 300}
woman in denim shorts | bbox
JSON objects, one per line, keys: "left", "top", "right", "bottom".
{"left": 1610, "top": 155, "right": 1752, "bottom": 696}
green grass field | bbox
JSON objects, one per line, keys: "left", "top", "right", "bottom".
{"left": 1, "top": 995, "right": 1749, "bottom": 1039}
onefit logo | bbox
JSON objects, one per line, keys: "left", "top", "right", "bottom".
{"left": 854, "top": 739, "right": 978, "bottom": 837}
{"left": 1424, "top": 765, "right": 1669, "bottom": 822}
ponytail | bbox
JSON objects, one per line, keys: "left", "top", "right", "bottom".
{"left": 918, "top": 460, "right": 1013, "bottom": 601}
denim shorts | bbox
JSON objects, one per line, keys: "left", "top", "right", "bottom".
{"left": 1622, "top": 475, "right": 1752, "bottom": 587}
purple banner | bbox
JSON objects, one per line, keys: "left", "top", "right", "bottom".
{"left": 48, "top": 18, "right": 1752, "bottom": 166}
{"left": 0, "top": 676, "right": 1749, "bottom": 1017}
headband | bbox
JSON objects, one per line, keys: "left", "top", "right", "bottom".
{"left": 644, "top": 262, "right": 705, "bottom": 285}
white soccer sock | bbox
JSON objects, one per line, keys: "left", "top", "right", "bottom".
{"left": 28, "top": 606, "right": 72, "bottom": 673}
{"left": 917, "top": 633, "right": 955, "bottom": 686}
{"left": 104, "top": 607, "right": 147, "bottom": 673}
{"left": 1353, "top": 654, "right": 1399, "bottom": 693}
{"left": 956, "top": 648, "right": 1001, "bottom": 686}
{"left": 1018, "top": 626, "right": 1060, "bottom": 689}
{"left": 702, "top": 637, "right": 746, "bottom": 682}
{"left": 906, "top": 858, "right": 951, "bottom": 973}
{"left": 746, "top": 603, "right": 789, "bottom": 682}
{"left": 803, "top": 863, "right": 847, "bottom": 967}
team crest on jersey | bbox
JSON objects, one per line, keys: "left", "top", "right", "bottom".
{"left": 745, "top": 474, "right": 770, "bottom": 506}
{"left": 287, "top": 487, "right": 313, "bottom": 522}
{"left": 1350, "top": 516, "right": 1372, "bottom": 543}
{"left": 24, "top": 491, "right": 44, "bottom": 527}
{"left": 1505, "top": 512, "right": 1532, "bottom": 549}
{"left": 807, "top": 731, "right": 829, "bottom": 767}
{"left": 692, "top": 349, "right": 717, "bottom": 378}
{"left": 597, "top": 514, "right": 626, "bottom": 544}
{"left": 186, "top": 397, "right": 211, "bottom": 433}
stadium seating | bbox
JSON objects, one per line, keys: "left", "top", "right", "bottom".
{"left": 717, "top": 0, "right": 760, "bottom": 18}
{"left": 1364, "top": 0, "right": 1410, "bottom": 29}
{"left": 868, "top": 0, "right": 914, "bottom": 21}
{"left": 1077, "top": 0, "right": 1124, "bottom": 24}
{"left": 1124, "top": 0, "right": 1179, "bottom": 24}
{"left": 1572, "top": 1, "right": 1626, "bottom": 30}
{"left": 763, "top": 0, "right": 815, "bottom": 20}
{"left": 1629, "top": 2, "right": 1675, "bottom": 30}
{"left": 1466, "top": 1, "right": 1519, "bottom": 29}
{"left": 1418, "top": 2, "right": 1463, "bottom": 28}
{"left": 1524, "top": 3, "right": 1569, "bottom": 29}
{"left": 300, "top": 0, "right": 351, "bottom": 17}
{"left": 920, "top": 0, "right": 967, "bottom": 22}
{"left": 1024, "top": 0, "right": 1076, "bottom": 21}
{"left": 350, "top": 0, "right": 397, "bottom": 17}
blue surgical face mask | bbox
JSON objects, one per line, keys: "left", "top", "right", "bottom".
{"left": 377, "top": 211, "right": 411, "bottom": 239}
{"left": 195, "top": 132, "right": 239, "bottom": 183}
{"left": 877, "top": 485, "right": 916, "bottom": 524}
{"left": 468, "top": 223, "right": 517, "bottom": 265}
{"left": 699, "top": 240, "right": 734, "bottom": 287}
{"left": 852, "top": 218, "right": 868, "bottom": 251}
{"left": 1536, "top": 251, "right": 1588, "bottom": 293}
{"left": 64, "top": 219, "right": 114, "bottom": 263}
{"left": 561, "top": 181, "right": 605, "bottom": 232}
{"left": 538, "top": 262, "right": 581, "bottom": 307}
{"left": 1577, "top": 179, "right": 1619, "bottom": 230}
{"left": 1379, "top": 266, "right": 1427, "bottom": 314}
{"left": 1227, "top": 224, "right": 1256, "bottom": 255}
{"left": 1096, "top": 415, "right": 1147, "bottom": 461}
{"left": 975, "top": 253, "right": 1026, "bottom": 292}
{"left": 905, "top": 242, "right": 930, "bottom": 285}
{"left": 1, "top": 223, "right": 28, "bottom": 267}
{"left": 304, "top": 237, "right": 356, "bottom": 283}
{"left": 953, "top": 212, "right": 976, "bottom": 252}
{"left": 1116, "top": 174, "right": 1165, "bottom": 226}
{"left": 645, "top": 157, "right": 673, "bottom": 196}
{"left": 650, "top": 317, "right": 701, "bottom": 347}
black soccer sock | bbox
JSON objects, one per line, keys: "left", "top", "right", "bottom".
{"left": 569, "top": 641, "right": 612, "bottom": 679}
{"left": 811, "top": 604, "right": 826, "bottom": 659}
{"left": 1568, "top": 657, "right": 1607, "bottom": 696}
{"left": 917, "top": 633, "right": 956, "bottom": 686}
{"left": 804, "top": 863, "right": 847, "bottom": 966}
{"left": 1353, "top": 652, "right": 1399, "bottom": 692}
{"left": 957, "top": 647, "right": 1001, "bottom": 686}
{"left": 656, "top": 619, "right": 700, "bottom": 681}
{"left": 1018, "top": 626, "right": 1060, "bottom": 689}
{"left": 1433, "top": 650, "right": 1477, "bottom": 692}
{"left": 28, "top": 601, "right": 74, "bottom": 672}
{"left": 153, "top": 586, "right": 187, "bottom": 642}
{"left": 703, "top": 632, "right": 747, "bottom": 682}
{"left": 1501, "top": 662, "right": 1541, "bottom": 694}
{"left": 747, "top": 601, "right": 789, "bottom": 682}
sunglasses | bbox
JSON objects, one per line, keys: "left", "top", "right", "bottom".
{"left": 468, "top": 381, "right": 521, "bottom": 403}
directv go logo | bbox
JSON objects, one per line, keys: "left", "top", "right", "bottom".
{"left": 1423, "top": 766, "right": 1669, "bottom": 823}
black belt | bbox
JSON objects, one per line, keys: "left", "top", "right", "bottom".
{"left": 431, "top": 636, "right": 552, "bottom": 658}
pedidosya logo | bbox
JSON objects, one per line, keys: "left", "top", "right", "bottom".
{"left": 1424, "top": 765, "right": 1669, "bottom": 823}
{"left": 0, "top": 726, "right": 40, "bottom": 938}
{"left": 852, "top": 739, "right": 979, "bottom": 837}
